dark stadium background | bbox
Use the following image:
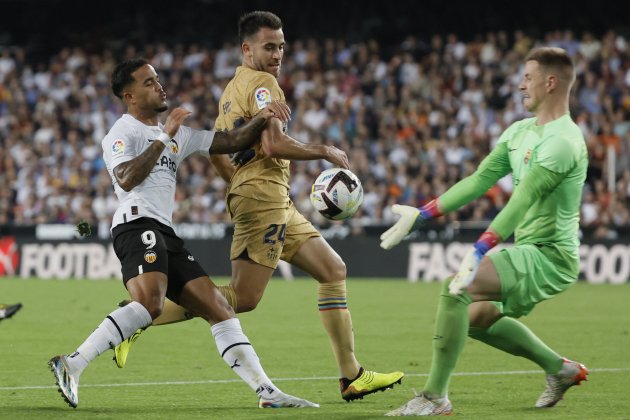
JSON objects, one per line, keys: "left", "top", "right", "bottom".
{"left": 2, "top": 0, "right": 628, "bottom": 58}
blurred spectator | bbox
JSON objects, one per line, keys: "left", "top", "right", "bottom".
{"left": 0, "top": 29, "right": 629, "bottom": 239}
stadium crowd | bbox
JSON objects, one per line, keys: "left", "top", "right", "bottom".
{"left": 0, "top": 29, "right": 629, "bottom": 238}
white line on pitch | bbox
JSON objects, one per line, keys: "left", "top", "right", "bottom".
{"left": 1, "top": 367, "right": 627, "bottom": 391}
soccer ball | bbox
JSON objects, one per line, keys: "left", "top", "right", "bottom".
{"left": 310, "top": 168, "right": 363, "bottom": 220}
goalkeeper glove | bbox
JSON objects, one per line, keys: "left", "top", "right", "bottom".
{"left": 380, "top": 200, "right": 442, "bottom": 250}
{"left": 449, "top": 231, "right": 500, "bottom": 294}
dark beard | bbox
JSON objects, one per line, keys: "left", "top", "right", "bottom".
{"left": 155, "top": 104, "right": 168, "bottom": 112}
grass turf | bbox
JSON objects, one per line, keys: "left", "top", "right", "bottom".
{"left": 0, "top": 278, "right": 628, "bottom": 419}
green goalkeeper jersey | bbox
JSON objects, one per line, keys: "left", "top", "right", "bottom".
{"left": 439, "top": 113, "right": 588, "bottom": 271}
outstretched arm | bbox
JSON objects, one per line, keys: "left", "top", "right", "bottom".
{"left": 437, "top": 142, "right": 511, "bottom": 212}
{"left": 380, "top": 143, "right": 511, "bottom": 250}
{"left": 260, "top": 118, "right": 349, "bottom": 168}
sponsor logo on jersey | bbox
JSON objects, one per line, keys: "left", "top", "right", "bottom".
{"left": 187, "top": 255, "right": 195, "bottom": 261}
{"left": 144, "top": 250, "right": 157, "bottom": 263}
{"left": 255, "top": 87, "right": 272, "bottom": 109}
{"left": 112, "top": 139, "right": 125, "bottom": 155}
{"left": 156, "top": 155, "right": 177, "bottom": 172}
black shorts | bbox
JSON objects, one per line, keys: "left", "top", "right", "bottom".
{"left": 112, "top": 217, "right": 207, "bottom": 303}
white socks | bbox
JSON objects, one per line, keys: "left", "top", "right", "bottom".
{"left": 66, "top": 301, "right": 152, "bottom": 376}
{"left": 64, "top": 307, "right": 280, "bottom": 402}
{"left": 211, "top": 318, "right": 281, "bottom": 400}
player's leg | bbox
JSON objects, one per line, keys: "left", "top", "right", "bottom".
{"left": 473, "top": 246, "right": 587, "bottom": 408}
{"left": 114, "top": 196, "right": 280, "bottom": 368}
{"left": 51, "top": 275, "right": 161, "bottom": 406}
{"left": 221, "top": 195, "right": 284, "bottom": 313}
{"left": 468, "top": 301, "right": 564, "bottom": 374}
{"left": 174, "top": 264, "right": 317, "bottom": 408}
{"left": 230, "top": 257, "right": 274, "bottom": 312}
{"left": 49, "top": 223, "right": 167, "bottom": 408}
{"left": 117, "top": 296, "right": 197, "bottom": 326}
{"left": 289, "top": 236, "right": 358, "bottom": 377}
{"left": 286, "top": 210, "right": 403, "bottom": 401}
{"left": 51, "top": 275, "right": 157, "bottom": 379}
{"left": 386, "top": 257, "right": 500, "bottom": 416}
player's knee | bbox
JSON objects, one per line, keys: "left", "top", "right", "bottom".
{"left": 235, "top": 300, "right": 257, "bottom": 313}
{"left": 468, "top": 303, "right": 502, "bottom": 328}
{"left": 469, "top": 311, "right": 495, "bottom": 329}
{"left": 135, "top": 298, "right": 164, "bottom": 320}
{"left": 144, "top": 303, "right": 163, "bottom": 320}
{"left": 440, "top": 277, "right": 472, "bottom": 305}
{"left": 336, "top": 260, "right": 347, "bottom": 281}
{"left": 234, "top": 293, "right": 262, "bottom": 313}
{"left": 324, "top": 259, "right": 346, "bottom": 283}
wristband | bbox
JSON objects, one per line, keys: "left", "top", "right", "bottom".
{"left": 419, "top": 199, "right": 443, "bottom": 220}
{"left": 473, "top": 231, "right": 501, "bottom": 256}
{"left": 156, "top": 132, "right": 171, "bottom": 145}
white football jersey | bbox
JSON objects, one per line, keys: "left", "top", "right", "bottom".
{"left": 102, "top": 114, "right": 215, "bottom": 230}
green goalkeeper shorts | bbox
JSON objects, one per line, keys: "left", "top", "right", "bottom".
{"left": 488, "top": 244, "right": 578, "bottom": 318}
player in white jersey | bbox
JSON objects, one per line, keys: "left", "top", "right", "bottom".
{"left": 49, "top": 58, "right": 318, "bottom": 410}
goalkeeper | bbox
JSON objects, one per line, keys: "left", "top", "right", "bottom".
{"left": 381, "top": 47, "right": 589, "bottom": 416}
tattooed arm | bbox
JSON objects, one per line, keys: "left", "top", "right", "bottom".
{"left": 114, "top": 142, "right": 167, "bottom": 192}
{"left": 114, "top": 107, "right": 191, "bottom": 192}
{"left": 209, "top": 100, "right": 291, "bottom": 154}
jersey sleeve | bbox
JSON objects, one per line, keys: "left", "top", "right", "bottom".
{"left": 489, "top": 163, "right": 566, "bottom": 240}
{"left": 175, "top": 125, "right": 215, "bottom": 159}
{"left": 536, "top": 135, "right": 577, "bottom": 174}
{"left": 439, "top": 142, "right": 512, "bottom": 213}
{"left": 103, "top": 123, "right": 140, "bottom": 170}
{"left": 247, "top": 73, "right": 285, "bottom": 116}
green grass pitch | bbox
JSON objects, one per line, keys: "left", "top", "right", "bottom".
{"left": 0, "top": 278, "right": 628, "bottom": 419}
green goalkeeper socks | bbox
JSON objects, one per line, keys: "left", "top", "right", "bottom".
{"left": 469, "top": 317, "right": 563, "bottom": 374}
{"left": 424, "top": 280, "right": 472, "bottom": 397}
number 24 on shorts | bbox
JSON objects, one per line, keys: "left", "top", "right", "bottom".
{"left": 263, "top": 224, "right": 286, "bottom": 245}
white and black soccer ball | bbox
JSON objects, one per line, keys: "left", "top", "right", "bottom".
{"left": 310, "top": 168, "right": 363, "bottom": 221}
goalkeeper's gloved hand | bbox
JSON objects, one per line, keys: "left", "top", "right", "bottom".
{"left": 449, "top": 231, "right": 500, "bottom": 295}
{"left": 380, "top": 200, "right": 442, "bottom": 250}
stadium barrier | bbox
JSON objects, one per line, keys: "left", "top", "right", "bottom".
{"left": 0, "top": 224, "right": 628, "bottom": 284}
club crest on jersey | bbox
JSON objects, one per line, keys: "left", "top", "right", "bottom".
{"left": 112, "top": 139, "right": 125, "bottom": 155}
{"left": 255, "top": 87, "right": 272, "bottom": 109}
{"left": 524, "top": 149, "right": 532, "bottom": 165}
{"left": 169, "top": 139, "right": 179, "bottom": 154}
{"left": 144, "top": 250, "right": 157, "bottom": 263}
